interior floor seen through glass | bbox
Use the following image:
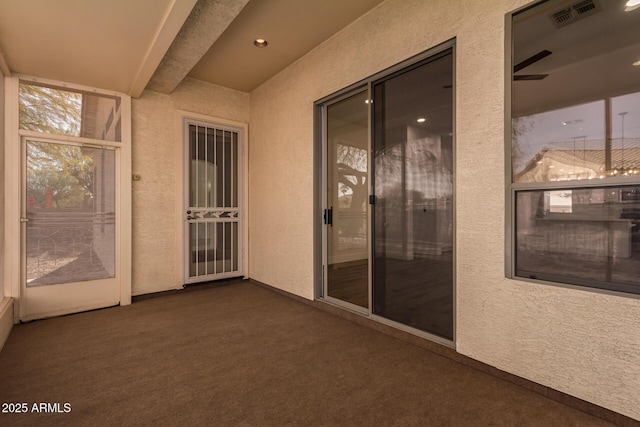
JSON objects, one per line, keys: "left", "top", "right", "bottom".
{"left": 372, "top": 50, "right": 454, "bottom": 340}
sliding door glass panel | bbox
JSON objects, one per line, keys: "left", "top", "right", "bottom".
{"left": 372, "top": 50, "right": 454, "bottom": 339}
{"left": 326, "top": 90, "right": 369, "bottom": 308}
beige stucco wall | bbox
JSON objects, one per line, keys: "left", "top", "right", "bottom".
{"left": 0, "top": 69, "right": 5, "bottom": 299}
{"left": 248, "top": 0, "right": 640, "bottom": 420}
{"left": 131, "top": 77, "right": 249, "bottom": 296}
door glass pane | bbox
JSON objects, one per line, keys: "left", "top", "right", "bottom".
{"left": 189, "top": 124, "right": 197, "bottom": 206}
{"left": 372, "top": 51, "right": 454, "bottom": 339}
{"left": 26, "top": 141, "right": 116, "bottom": 287}
{"left": 326, "top": 90, "right": 369, "bottom": 308}
{"left": 207, "top": 128, "right": 215, "bottom": 207}
{"left": 189, "top": 126, "right": 219, "bottom": 209}
{"left": 216, "top": 129, "right": 224, "bottom": 208}
{"left": 233, "top": 133, "right": 238, "bottom": 208}
{"left": 224, "top": 131, "right": 232, "bottom": 207}
{"left": 233, "top": 222, "right": 239, "bottom": 271}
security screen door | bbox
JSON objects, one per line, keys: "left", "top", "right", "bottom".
{"left": 22, "top": 138, "right": 120, "bottom": 320}
{"left": 184, "top": 121, "right": 243, "bottom": 283}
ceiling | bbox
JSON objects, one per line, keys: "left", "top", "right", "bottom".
{"left": 0, "top": 0, "right": 385, "bottom": 97}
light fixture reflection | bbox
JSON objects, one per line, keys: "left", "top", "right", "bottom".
{"left": 625, "top": 0, "right": 640, "bottom": 11}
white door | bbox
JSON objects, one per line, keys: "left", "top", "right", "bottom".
{"left": 184, "top": 120, "right": 243, "bottom": 283}
{"left": 21, "top": 137, "right": 121, "bottom": 320}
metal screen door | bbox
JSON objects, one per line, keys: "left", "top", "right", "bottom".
{"left": 184, "top": 120, "right": 243, "bottom": 283}
{"left": 21, "top": 137, "right": 120, "bottom": 320}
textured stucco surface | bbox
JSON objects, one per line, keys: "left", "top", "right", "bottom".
{"left": 248, "top": 0, "right": 640, "bottom": 420}
{"left": 132, "top": 77, "right": 249, "bottom": 295}
{"left": 147, "top": 0, "right": 249, "bottom": 94}
{"left": 0, "top": 68, "right": 5, "bottom": 299}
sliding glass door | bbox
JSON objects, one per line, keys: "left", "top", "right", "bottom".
{"left": 317, "top": 42, "right": 455, "bottom": 343}
{"left": 372, "top": 49, "right": 454, "bottom": 340}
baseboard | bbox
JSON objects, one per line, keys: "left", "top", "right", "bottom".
{"left": 0, "top": 298, "right": 14, "bottom": 352}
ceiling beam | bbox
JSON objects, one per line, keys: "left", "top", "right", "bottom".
{"left": 129, "top": 0, "right": 199, "bottom": 98}
{"left": 145, "top": 0, "right": 250, "bottom": 95}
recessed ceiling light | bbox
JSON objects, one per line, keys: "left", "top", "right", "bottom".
{"left": 253, "top": 38, "right": 268, "bottom": 48}
{"left": 633, "top": 60, "right": 640, "bottom": 66}
{"left": 417, "top": 118, "right": 426, "bottom": 123}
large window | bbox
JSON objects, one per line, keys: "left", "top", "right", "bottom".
{"left": 509, "top": 0, "right": 640, "bottom": 294}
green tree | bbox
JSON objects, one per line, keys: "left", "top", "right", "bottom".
{"left": 27, "top": 142, "right": 94, "bottom": 208}
{"left": 19, "top": 83, "right": 81, "bottom": 136}
{"left": 20, "top": 84, "right": 93, "bottom": 208}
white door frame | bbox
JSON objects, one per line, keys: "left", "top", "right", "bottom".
{"left": 4, "top": 75, "right": 132, "bottom": 322}
{"left": 175, "top": 111, "right": 248, "bottom": 285}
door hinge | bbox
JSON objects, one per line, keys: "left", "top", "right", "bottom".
{"left": 369, "top": 195, "right": 376, "bottom": 205}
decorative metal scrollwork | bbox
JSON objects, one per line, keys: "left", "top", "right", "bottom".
{"left": 187, "top": 210, "right": 239, "bottom": 220}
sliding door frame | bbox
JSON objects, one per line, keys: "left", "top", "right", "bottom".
{"left": 314, "top": 39, "right": 457, "bottom": 347}
{"left": 318, "top": 86, "right": 370, "bottom": 315}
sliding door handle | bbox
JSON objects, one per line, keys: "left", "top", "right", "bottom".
{"left": 323, "top": 207, "right": 333, "bottom": 226}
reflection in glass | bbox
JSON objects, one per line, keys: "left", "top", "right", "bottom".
{"left": 326, "top": 91, "right": 369, "bottom": 308}
{"left": 513, "top": 93, "right": 640, "bottom": 183}
{"left": 373, "top": 50, "right": 454, "bottom": 339}
{"left": 513, "top": 101, "right": 606, "bottom": 182}
{"left": 512, "top": 0, "right": 640, "bottom": 294}
{"left": 512, "top": 2, "right": 640, "bottom": 185}
{"left": 19, "top": 82, "right": 122, "bottom": 142}
{"left": 516, "top": 187, "right": 640, "bottom": 292}
{"left": 26, "top": 141, "right": 115, "bottom": 287}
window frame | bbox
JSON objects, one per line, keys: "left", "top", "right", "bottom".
{"left": 505, "top": 0, "right": 640, "bottom": 296}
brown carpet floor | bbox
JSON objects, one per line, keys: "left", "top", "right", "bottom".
{"left": 0, "top": 279, "right": 619, "bottom": 426}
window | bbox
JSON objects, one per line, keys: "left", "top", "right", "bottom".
{"left": 509, "top": 0, "right": 640, "bottom": 294}
{"left": 19, "top": 81, "right": 122, "bottom": 142}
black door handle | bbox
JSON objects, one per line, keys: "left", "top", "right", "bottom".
{"left": 324, "top": 207, "right": 333, "bottom": 226}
